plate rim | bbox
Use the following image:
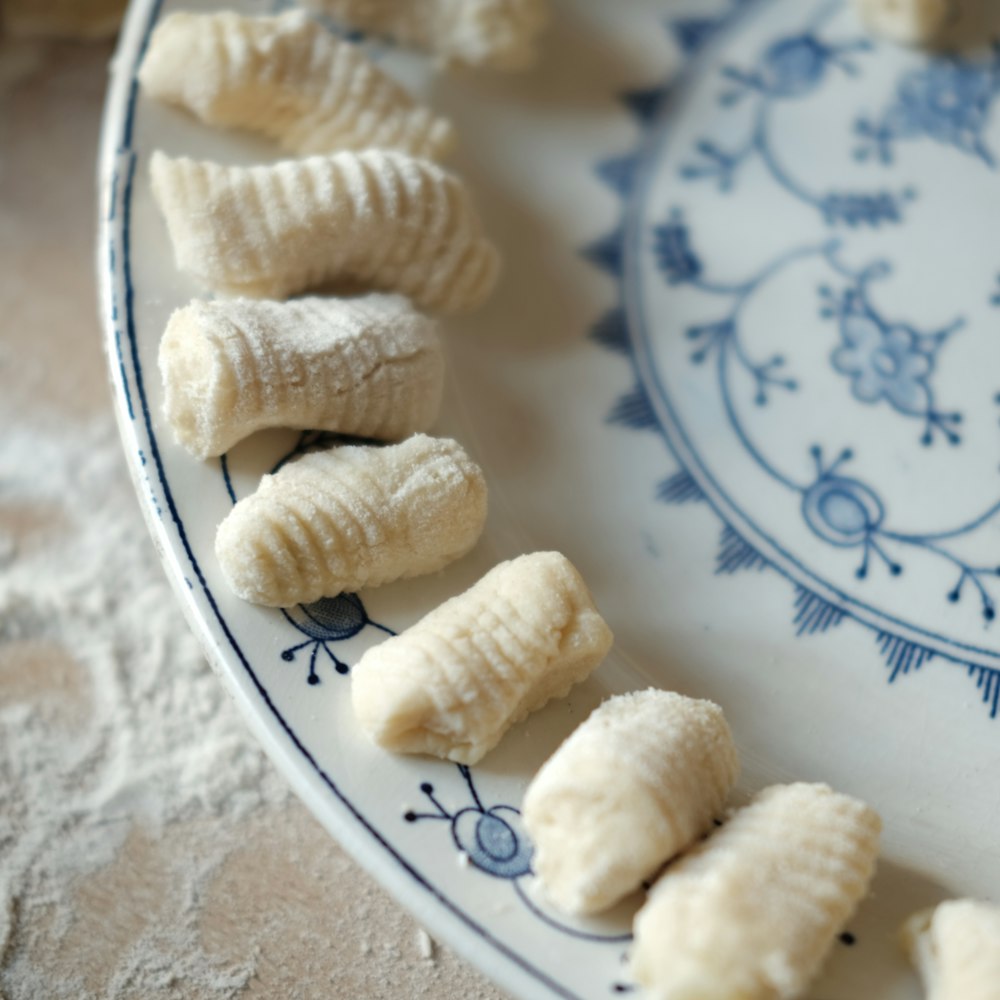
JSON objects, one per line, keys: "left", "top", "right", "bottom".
{"left": 95, "top": 3, "right": 585, "bottom": 997}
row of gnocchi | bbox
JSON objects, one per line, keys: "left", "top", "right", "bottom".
{"left": 141, "top": 7, "right": 998, "bottom": 1000}
{"left": 359, "top": 581, "right": 997, "bottom": 1000}
{"left": 141, "top": 8, "right": 519, "bottom": 604}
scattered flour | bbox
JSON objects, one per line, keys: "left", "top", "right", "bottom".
{"left": 0, "top": 417, "right": 288, "bottom": 997}
{"left": 0, "top": 416, "right": 505, "bottom": 1000}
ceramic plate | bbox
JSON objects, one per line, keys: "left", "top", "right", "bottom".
{"left": 98, "top": 1, "right": 1000, "bottom": 996}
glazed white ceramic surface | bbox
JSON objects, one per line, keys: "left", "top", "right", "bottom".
{"left": 98, "top": 2, "right": 1000, "bottom": 997}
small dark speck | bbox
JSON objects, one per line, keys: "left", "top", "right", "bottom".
{"left": 612, "top": 984, "right": 634, "bottom": 994}
{"left": 712, "top": 818, "right": 723, "bottom": 827}
{"left": 839, "top": 932, "right": 856, "bottom": 946}
{"left": 184, "top": 578, "right": 193, "bottom": 590}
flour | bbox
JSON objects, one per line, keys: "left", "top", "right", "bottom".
{"left": 0, "top": 416, "right": 288, "bottom": 997}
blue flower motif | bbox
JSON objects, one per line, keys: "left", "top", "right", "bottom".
{"left": 856, "top": 53, "right": 1000, "bottom": 167}
{"left": 820, "top": 282, "right": 962, "bottom": 445}
{"left": 281, "top": 594, "right": 394, "bottom": 685}
{"left": 897, "top": 62, "right": 999, "bottom": 164}
{"left": 832, "top": 316, "right": 931, "bottom": 416}
{"left": 404, "top": 767, "right": 533, "bottom": 880}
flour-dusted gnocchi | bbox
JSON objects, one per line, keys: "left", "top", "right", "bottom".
{"left": 351, "top": 552, "right": 613, "bottom": 764}
{"left": 521, "top": 690, "right": 739, "bottom": 916}
{"left": 852, "top": 0, "right": 954, "bottom": 44}
{"left": 900, "top": 900, "right": 1000, "bottom": 1000}
{"left": 139, "top": 11, "right": 455, "bottom": 160}
{"left": 148, "top": 149, "right": 500, "bottom": 311}
{"left": 303, "top": 0, "right": 548, "bottom": 70}
{"left": 215, "top": 434, "right": 487, "bottom": 606}
{"left": 631, "top": 782, "right": 881, "bottom": 1000}
{"left": 159, "top": 294, "right": 444, "bottom": 459}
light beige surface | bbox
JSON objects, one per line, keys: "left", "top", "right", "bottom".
{"left": 0, "top": 34, "right": 506, "bottom": 1000}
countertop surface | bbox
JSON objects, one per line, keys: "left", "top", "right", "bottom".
{"left": 0, "top": 30, "right": 505, "bottom": 1000}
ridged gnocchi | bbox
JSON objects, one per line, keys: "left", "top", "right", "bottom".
{"left": 631, "top": 782, "right": 881, "bottom": 1000}
{"left": 521, "top": 690, "right": 740, "bottom": 916}
{"left": 351, "top": 551, "right": 613, "bottom": 764}
{"left": 900, "top": 899, "right": 1000, "bottom": 1000}
{"left": 159, "top": 294, "right": 444, "bottom": 459}
{"left": 215, "top": 434, "right": 487, "bottom": 606}
{"left": 149, "top": 149, "right": 500, "bottom": 311}
{"left": 852, "top": 0, "right": 953, "bottom": 44}
{"left": 139, "top": 10, "right": 455, "bottom": 159}
{"left": 303, "top": 0, "right": 548, "bottom": 70}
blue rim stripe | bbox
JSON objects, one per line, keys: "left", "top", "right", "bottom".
{"left": 107, "top": 2, "right": 584, "bottom": 997}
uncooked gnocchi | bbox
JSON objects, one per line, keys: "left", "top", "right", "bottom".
{"left": 852, "top": 0, "right": 954, "bottom": 44}
{"left": 215, "top": 434, "right": 487, "bottom": 606}
{"left": 303, "top": 0, "right": 548, "bottom": 70}
{"left": 148, "top": 149, "right": 500, "bottom": 311}
{"left": 159, "top": 294, "right": 444, "bottom": 459}
{"left": 139, "top": 11, "right": 455, "bottom": 160}
{"left": 351, "top": 551, "right": 613, "bottom": 764}
{"left": 900, "top": 899, "right": 1000, "bottom": 1000}
{"left": 521, "top": 689, "right": 739, "bottom": 916}
{"left": 631, "top": 782, "right": 881, "bottom": 1000}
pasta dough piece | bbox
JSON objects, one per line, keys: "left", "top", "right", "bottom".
{"left": 215, "top": 434, "right": 487, "bottom": 606}
{"left": 852, "top": 0, "right": 954, "bottom": 44}
{"left": 351, "top": 552, "right": 613, "bottom": 764}
{"left": 304, "top": 0, "right": 548, "bottom": 70}
{"left": 900, "top": 900, "right": 1000, "bottom": 1000}
{"left": 521, "top": 690, "right": 740, "bottom": 916}
{"left": 149, "top": 149, "right": 500, "bottom": 312}
{"left": 138, "top": 11, "right": 455, "bottom": 160}
{"left": 631, "top": 782, "right": 881, "bottom": 1000}
{"left": 159, "top": 294, "right": 444, "bottom": 459}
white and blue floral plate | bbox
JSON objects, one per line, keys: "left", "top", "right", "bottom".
{"left": 98, "top": 1, "right": 1000, "bottom": 997}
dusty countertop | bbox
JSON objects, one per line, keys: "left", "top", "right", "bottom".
{"left": 0, "top": 33, "right": 505, "bottom": 1000}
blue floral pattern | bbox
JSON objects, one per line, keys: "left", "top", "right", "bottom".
{"left": 589, "top": 0, "right": 1000, "bottom": 718}
{"left": 832, "top": 322, "right": 932, "bottom": 410}
{"left": 220, "top": 431, "right": 394, "bottom": 686}
{"left": 855, "top": 48, "right": 1000, "bottom": 167}
{"left": 405, "top": 766, "right": 632, "bottom": 950}
{"left": 820, "top": 281, "right": 963, "bottom": 444}
{"left": 680, "top": 2, "right": 911, "bottom": 226}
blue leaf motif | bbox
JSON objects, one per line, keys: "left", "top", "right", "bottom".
{"left": 968, "top": 665, "right": 1000, "bottom": 719}
{"left": 653, "top": 212, "right": 703, "bottom": 285}
{"left": 656, "top": 470, "right": 706, "bottom": 505}
{"left": 793, "top": 586, "right": 845, "bottom": 636}
{"left": 608, "top": 383, "right": 658, "bottom": 431}
{"left": 590, "top": 308, "right": 630, "bottom": 356}
{"left": 716, "top": 525, "right": 769, "bottom": 575}
{"left": 877, "top": 632, "right": 934, "bottom": 683}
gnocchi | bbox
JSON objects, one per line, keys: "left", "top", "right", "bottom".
{"left": 148, "top": 149, "right": 500, "bottom": 311}
{"left": 521, "top": 689, "right": 740, "bottom": 916}
{"left": 303, "top": 0, "right": 548, "bottom": 70}
{"left": 159, "top": 294, "right": 444, "bottom": 459}
{"left": 852, "top": 0, "right": 954, "bottom": 44}
{"left": 139, "top": 11, "right": 455, "bottom": 160}
{"left": 351, "top": 552, "right": 613, "bottom": 764}
{"left": 215, "top": 434, "right": 487, "bottom": 606}
{"left": 631, "top": 782, "right": 881, "bottom": 1000}
{"left": 900, "top": 900, "right": 1000, "bottom": 1000}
